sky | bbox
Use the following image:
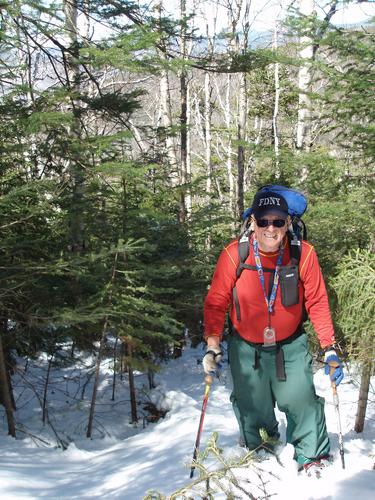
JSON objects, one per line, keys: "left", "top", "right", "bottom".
{"left": 159, "top": 0, "right": 375, "bottom": 36}
{"left": 78, "top": 0, "right": 375, "bottom": 42}
{"left": 1, "top": 342, "right": 374, "bottom": 499}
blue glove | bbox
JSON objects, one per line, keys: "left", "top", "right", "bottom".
{"left": 324, "top": 349, "right": 344, "bottom": 386}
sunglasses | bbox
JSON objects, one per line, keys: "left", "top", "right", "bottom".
{"left": 255, "top": 218, "right": 287, "bottom": 228}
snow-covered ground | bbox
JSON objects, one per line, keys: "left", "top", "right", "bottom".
{"left": 0, "top": 343, "right": 374, "bottom": 499}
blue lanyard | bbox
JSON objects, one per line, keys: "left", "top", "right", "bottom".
{"left": 252, "top": 239, "right": 284, "bottom": 314}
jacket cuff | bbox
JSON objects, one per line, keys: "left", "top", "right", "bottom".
{"left": 204, "top": 332, "right": 223, "bottom": 342}
{"left": 324, "top": 349, "right": 338, "bottom": 361}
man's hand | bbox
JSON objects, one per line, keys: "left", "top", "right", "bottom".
{"left": 202, "top": 345, "right": 222, "bottom": 375}
{"left": 324, "top": 349, "right": 344, "bottom": 386}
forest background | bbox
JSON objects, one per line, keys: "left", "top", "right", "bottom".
{"left": 0, "top": 0, "right": 374, "bottom": 441}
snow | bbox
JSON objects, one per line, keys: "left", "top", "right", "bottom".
{"left": 1, "top": 344, "right": 374, "bottom": 499}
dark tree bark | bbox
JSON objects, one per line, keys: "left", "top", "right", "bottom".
{"left": 42, "top": 352, "right": 55, "bottom": 425}
{"left": 354, "top": 362, "right": 373, "bottom": 433}
{"left": 111, "top": 337, "right": 119, "bottom": 401}
{"left": 64, "top": 0, "right": 85, "bottom": 253}
{"left": 0, "top": 329, "right": 16, "bottom": 437}
{"left": 127, "top": 343, "right": 138, "bottom": 424}
{"left": 147, "top": 369, "right": 156, "bottom": 390}
{"left": 179, "top": 0, "right": 191, "bottom": 223}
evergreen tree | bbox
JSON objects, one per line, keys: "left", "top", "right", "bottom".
{"left": 317, "top": 23, "right": 375, "bottom": 167}
{"left": 332, "top": 249, "right": 374, "bottom": 432}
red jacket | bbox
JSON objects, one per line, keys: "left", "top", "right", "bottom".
{"left": 204, "top": 235, "right": 335, "bottom": 348}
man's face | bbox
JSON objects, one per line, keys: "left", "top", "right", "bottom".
{"left": 252, "top": 214, "right": 289, "bottom": 253}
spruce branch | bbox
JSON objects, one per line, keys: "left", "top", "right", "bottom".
{"left": 144, "top": 433, "right": 276, "bottom": 499}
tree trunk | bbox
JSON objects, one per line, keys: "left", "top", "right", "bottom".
{"left": 179, "top": 0, "right": 189, "bottom": 223}
{"left": 354, "top": 362, "right": 373, "bottom": 433}
{"left": 87, "top": 320, "right": 108, "bottom": 438}
{"left": 127, "top": 343, "right": 138, "bottom": 424}
{"left": 224, "top": 1, "right": 250, "bottom": 219}
{"left": 82, "top": 0, "right": 91, "bottom": 42}
{"left": 42, "top": 352, "right": 55, "bottom": 425}
{"left": 186, "top": 81, "right": 192, "bottom": 217}
{"left": 237, "top": 71, "right": 246, "bottom": 218}
{"left": 225, "top": 73, "right": 235, "bottom": 222}
{"left": 16, "top": 15, "right": 40, "bottom": 180}
{"left": 120, "top": 342, "right": 125, "bottom": 381}
{"left": 0, "top": 330, "right": 16, "bottom": 437}
{"left": 160, "top": 66, "right": 178, "bottom": 182}
{"left": 156, "top": 2, "right": 178, "bottom": 187}
{"left": 273, "top": 23, "right": 280, "bottom": 177}
{"left": 147, "top": 369, "right": 156, "bottom": 390}
{"left": 87, "top": 253, "right": 118, "bottom": 438}
{"left": 64, "top": 0, "right": 85, "bottom": 252}
{"left": 111, "top": 336, "right": 119, "bottom": 401}
{"left": 296, "top": 0, "right": 315, "bottom": 152}
{"left": 204, "top": 70, "right": 212, "bottom": 251}
{"left": 204, "top": 71, "right": 212, "bottom": 199}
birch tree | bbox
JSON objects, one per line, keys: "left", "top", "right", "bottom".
{"left": 156, "top": 2, "right": 179, "bottom": 187}
{"left": 272, "top": 23, "right": 281, "bottom": 176}
{"left": 204, "top": 70, "right": 212, "bottom": 205}
{"left": 295, "top": 0, "right": 315, "bottom": 152}
{"left": 225, "top": 71, "right": 235, "bottom": 218}
{"left": 223, "top": 0, "right": 251, "bottom": 218}
{"left": 295, "top": 0, "right": 339, "bottom": 153}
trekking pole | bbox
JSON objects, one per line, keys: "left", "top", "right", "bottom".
{"left": 189, "top": 373, "right": 214, "bottom": 479}
{"left": 330, "top": 363, "right": 345, "bottom": 469}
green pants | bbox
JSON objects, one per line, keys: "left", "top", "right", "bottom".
{"left": 228, "top": 333, "right": 330, "bottom": 465}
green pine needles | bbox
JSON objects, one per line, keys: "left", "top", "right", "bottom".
{"left": 332, "top": 248, "right": 375, "bottom": 367}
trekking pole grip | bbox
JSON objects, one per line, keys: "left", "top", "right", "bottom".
{"left": 205, "top": 374, "right": 214, "bottom": 385}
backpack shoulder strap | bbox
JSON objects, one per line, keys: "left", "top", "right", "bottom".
{"left": 233, "top": 222, "right": 304, "bottom": 322}
{"left": 286, "top": 224, "right": 308, "bottom": 323}
{"left": 236, "top": 228, "right": 251, "bottom": 279}
{"left": 233, "top": 226, "right": 251, "bottom": 321}
{"left": 287, "top": 230, "right": 301, "bottom": 266}
{"left": 287, "top": 217, "right": 305, "bottom": 266}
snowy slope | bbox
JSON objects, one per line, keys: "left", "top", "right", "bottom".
{"left": 0, "top": 344, "right": 374, "bottom": 499}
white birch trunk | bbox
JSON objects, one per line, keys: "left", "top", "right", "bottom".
{"left": 81, "top": 0, "right": 91, "bottom": 42}
{"left": 296, "top": 0, "right": 315, "bottom": 151}
{"left": 16, "top": 18, "right": 39, "bottom": 179}
{"left": 159, "top": 68, "right": 178, "bottom": 184}
{"left": 273, "top": 24, "right": 280, "bottom": 177}
{"left": 156, "top": 1, "right": 178, "bottom": 186}
{"left": 225, "top": 73, "right": 235, "bottom": 218}
{"left": 204, "top": 71, "right": 212, "bottom": 251}
{"left": 186, "top": 80, "right": 192, "bottom": 218}
{"left": 237, "top": 0, "right": 250, "bottom": 218}
{"left": 204, "top": 71, "right": 212, "bottom": 198}
{"left": 237, "top": 72, "right": 247, "bottom": 217}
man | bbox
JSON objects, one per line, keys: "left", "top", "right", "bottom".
{"left": 202, "top": 187, "right": 343, "bottom": 475}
